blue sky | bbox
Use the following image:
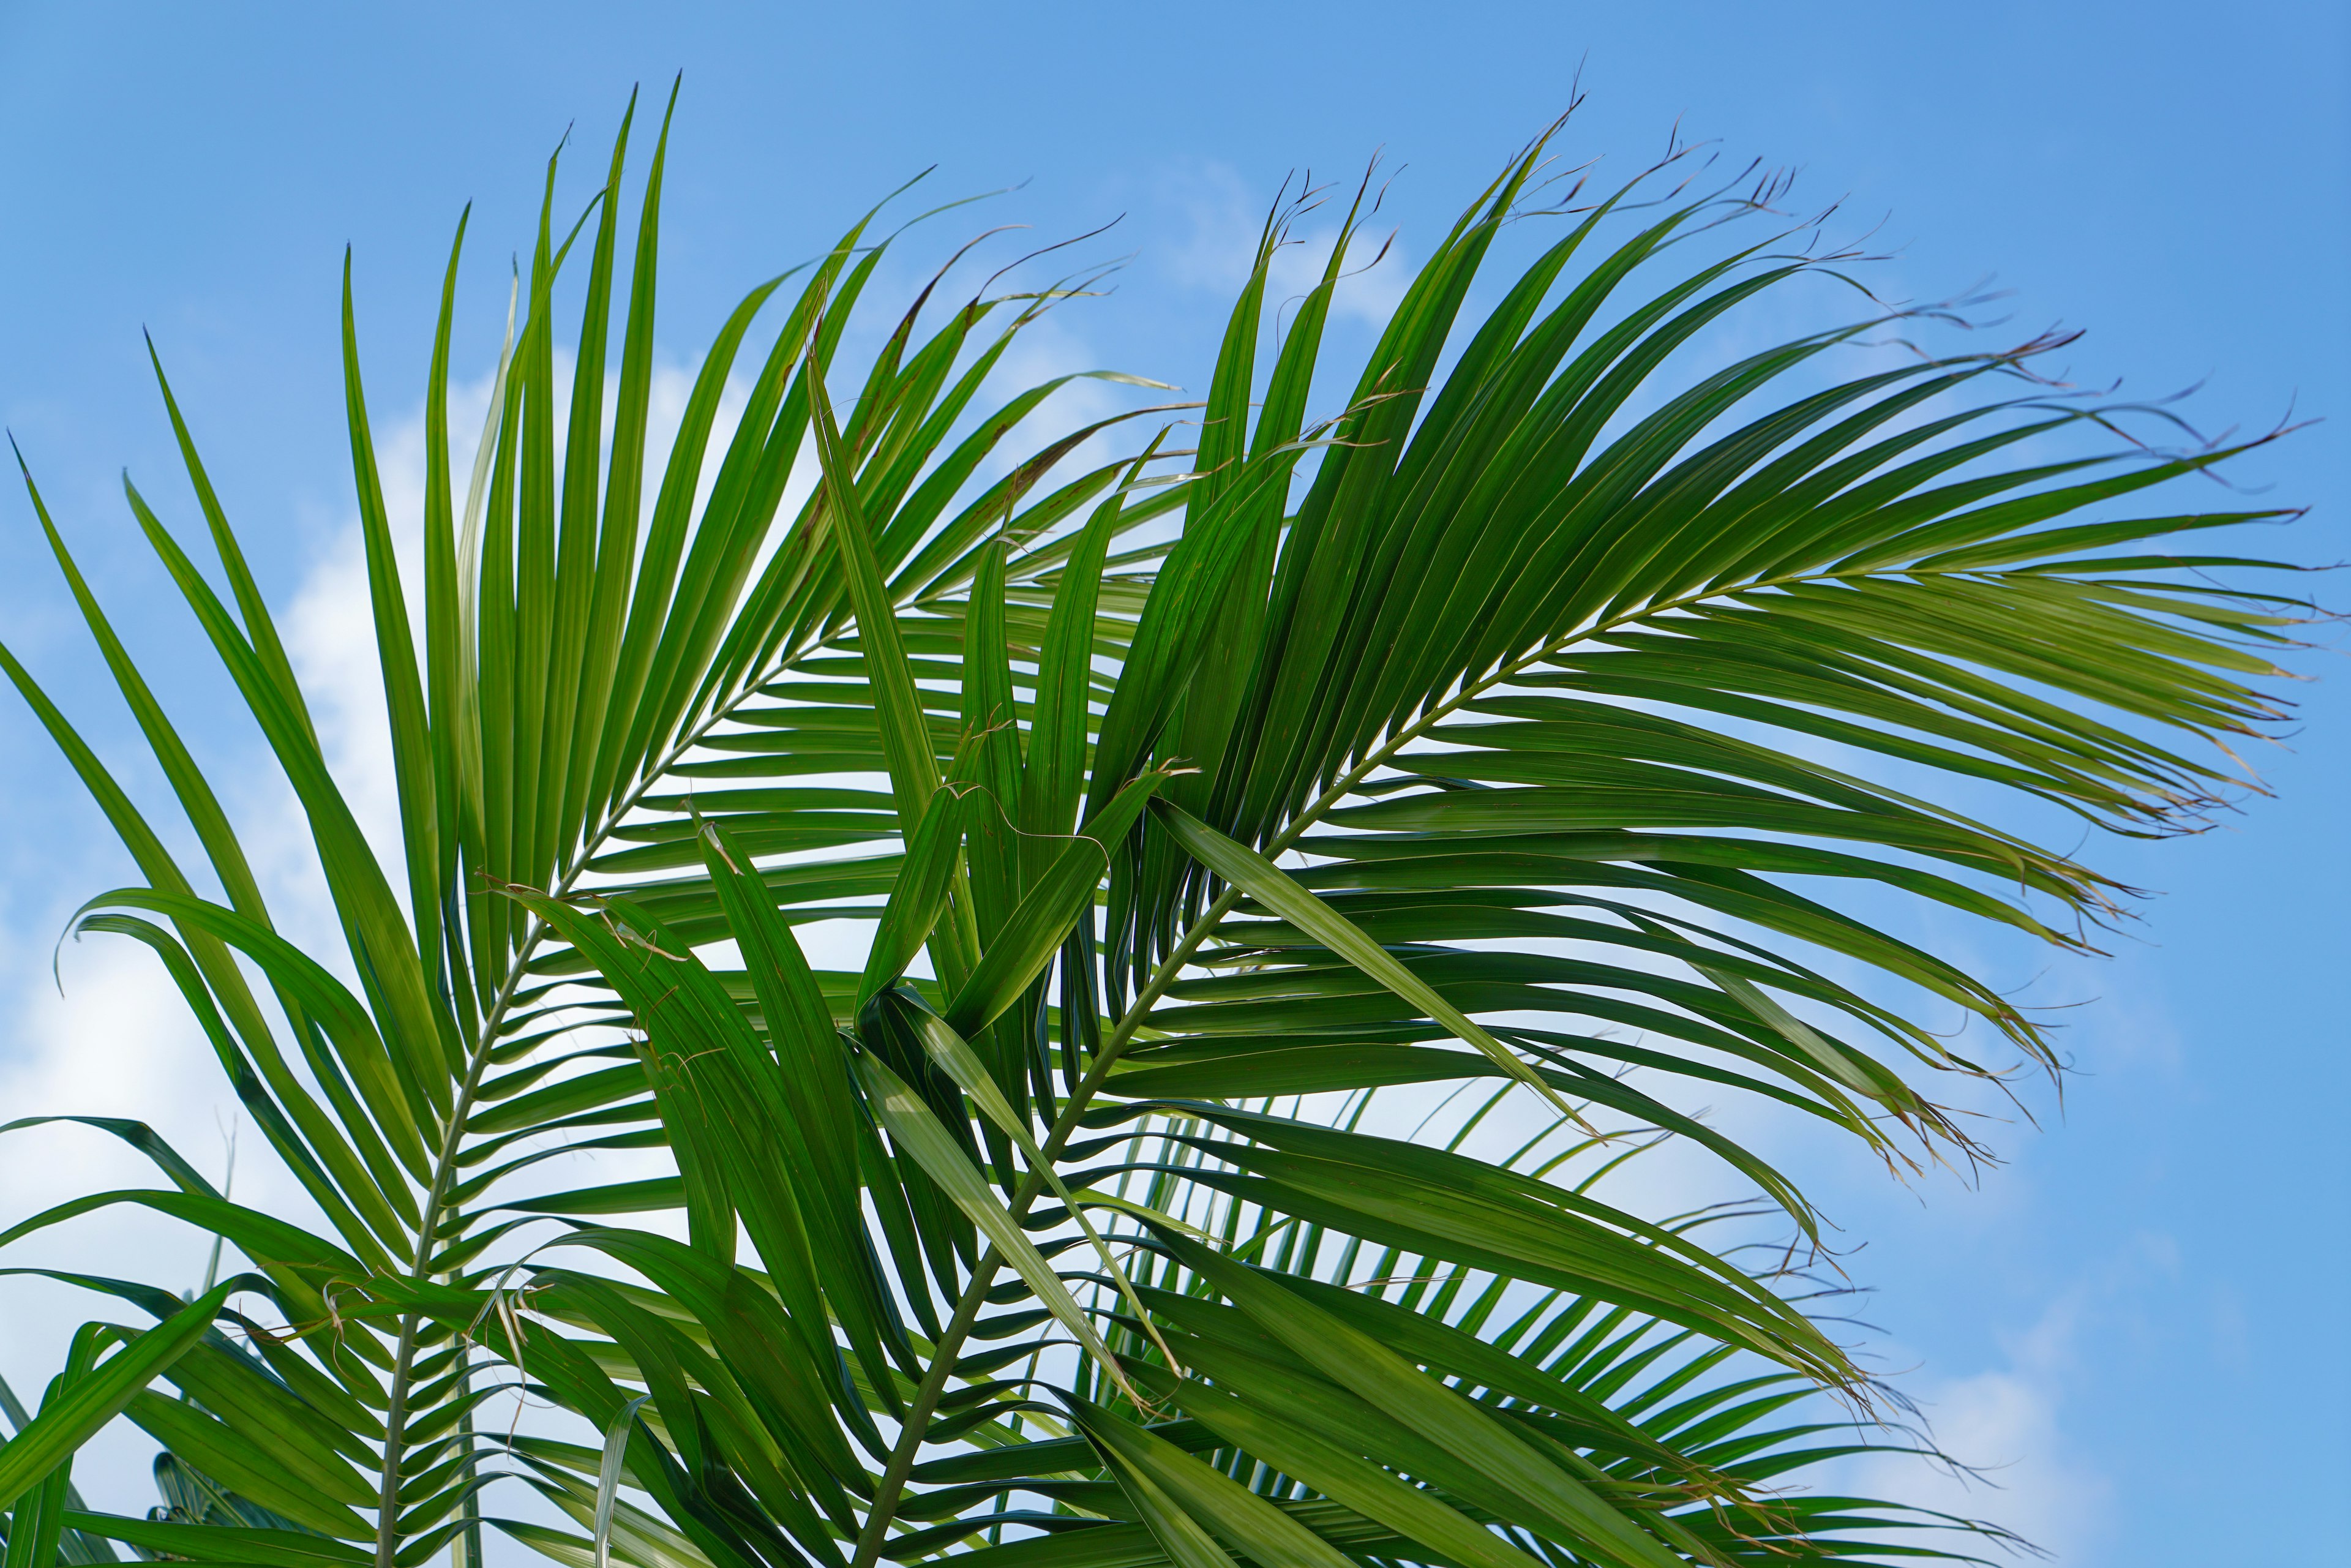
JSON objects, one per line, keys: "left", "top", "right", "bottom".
{"left": 0, "top": 4, "right": 2342, "bottom": 1564}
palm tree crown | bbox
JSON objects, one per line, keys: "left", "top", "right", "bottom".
{"left": 0, "top": 89, "right": 2308, "bottom": 1568}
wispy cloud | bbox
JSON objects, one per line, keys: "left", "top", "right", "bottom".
{"left": 1835, "top": 1270, "right": 2128, "bottom": 1563}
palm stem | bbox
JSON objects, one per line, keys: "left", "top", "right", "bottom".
{"left": 844, "top": 1245, "right": 1001, "bottom": 1568}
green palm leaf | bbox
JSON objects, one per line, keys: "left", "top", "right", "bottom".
{"left": 0, "top": 96, "right": 2307, "bottom": 1568}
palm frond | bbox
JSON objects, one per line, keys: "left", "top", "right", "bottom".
{"left": 0, "top": 96, "right": 2308, "bottom": 1568}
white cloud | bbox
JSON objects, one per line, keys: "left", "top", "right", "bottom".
{"left": 0, "top": 931, "right": 313, "bottom": 1512}
{"left": 1835, "top": 1288, "right": 2112, "bottom": 1563}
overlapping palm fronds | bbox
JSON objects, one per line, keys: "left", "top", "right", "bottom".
{"left": 0, "top": 88, "right": 2308, "bottom": 1568}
